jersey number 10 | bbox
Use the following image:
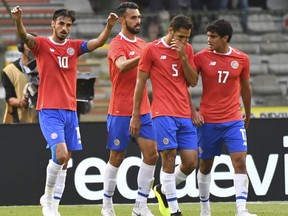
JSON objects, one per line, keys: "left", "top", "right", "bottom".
{"left": 57, "top": 56, "right": 69, "bottom": 68}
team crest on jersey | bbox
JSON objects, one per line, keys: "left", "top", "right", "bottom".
{"left": 163, "top": 138, "right": 169, "bottom": 145}
{"left": 67, "top": 48, "right": 75, "bottom": 55}
{"left": 114, "top": 139, "right": 120, "bottom": 146}
{"left": 231, "top": 60, "right": 239, "bottom": 69}
{"left": 51, "top": 132, "right": 58, "bottom": 140}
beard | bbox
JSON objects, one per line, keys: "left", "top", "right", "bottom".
{"left": 126, "top": 21, "right": 140, "bottom": 35}
{"left": 56, "top": 31, "right": 67, "bottom": 41}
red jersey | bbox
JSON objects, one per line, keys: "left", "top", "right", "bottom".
{"left": 31, "top": 37, "right": 85, "bottom": 111}
{"left": 194, "top": 47, "right": 250, "bottom": 123}
{"left": 138, "top": 38, "right": 196, "bottom": 118}
{"left": 108, "top": 33, "right": 150, "bottom": 116}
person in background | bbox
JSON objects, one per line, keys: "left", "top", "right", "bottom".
{"left": 1, "top": 36, "right": 38, "bottom": 123}
{"left": 102, "top": 2, "right": 158, "bottom": 216}
{"left": 194, "top": 19, "right": 255, "bottom": 216}
{"left": 130, "top": 15, "right": 201, "bottom": 216}
{"left": 218, "top": 0, "right": 249, "bottom": 32}
{"left": 11, "top": 6, "right": 118, "bottom": 216}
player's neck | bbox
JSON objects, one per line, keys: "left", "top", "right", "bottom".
{"left": 214, "top": 44, "right": 230, "bottom": 54}
{"left": 164, "top": 35, "right": 172, "bottom": 46}
{"left": 51, "top": 35, "right": 65, "bottom": 44}
{"left": 121, "top": 30, "right": 136, "bottom": 41}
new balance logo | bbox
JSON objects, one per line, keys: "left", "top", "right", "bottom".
{"left": 160, "top": 55, "right": 167, "bottom": 60}
{"left": 209, "top": 61, "right": 216, "bottom": 66}
{"left": 50, "top": 48, "right": 55, "bottom": 52}
{"left": 129, "top": 51, "right": 135, "bottom": 56}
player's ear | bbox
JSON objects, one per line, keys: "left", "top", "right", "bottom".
{"left": 51, "top": 20, "right": 55, "bottom": 27}
{"left": 223, "top": 35, "right": 229, "bottom": 42}
{"left": 168, "top": 27, "right": 174, "bottom": 36}
{"left": 118, "top": 16, "right": 124, "bottom": 25}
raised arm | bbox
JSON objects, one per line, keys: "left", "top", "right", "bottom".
{"left": 87, "top": 13, "right": 118, "bottom": 51}
{"left": 11, "top": 6, "right": 35, "bottom": 48}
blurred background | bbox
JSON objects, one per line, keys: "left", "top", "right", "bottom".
{"left": 0, "top": 0, "right": 287, "bottom": 122}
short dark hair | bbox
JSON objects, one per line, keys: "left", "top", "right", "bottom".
{"left": 169, "top": 15, "right": 193, "bottom": 32}
{"left": 117, "top": 2, "right": 139, "bottom": 17}
{"left": 205, "top": 19, "right": 233, "bottom": 43}
{"left": 52, "top": 9, "right": 76, "bottom": 23}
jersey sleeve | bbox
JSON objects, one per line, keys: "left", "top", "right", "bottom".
{"left": 30, "top": 36, "right": 43, "bottom": 56}
{"left": 194, "top": 52, "right": 203, "bottom": 74}
{"left": 108, "top": 39, "right": 125, "bottom": 63}
{"left": 72, "top": 39, "right": 86, "bottom": 56}
{"left": 240, "top": 54, "right": 250, "bottom": 80}
{"left": 138, "top": 43, "right": 153, "bottom": 73}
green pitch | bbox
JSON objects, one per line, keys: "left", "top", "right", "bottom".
{"left": 0, "top": 202, "right": 288, "bottom": 216}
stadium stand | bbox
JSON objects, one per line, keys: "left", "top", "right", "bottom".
{"left": 1, "top": 0, "right": 288, "bottom": 120}
{"left": 268, "top": 53, "right": 288, "bottom": 75}
{"left": 0, "top": 0, "right": 65, "bottom": 44}
{"left": 219, "top": 14, "right": 243, "bottom": 33}
{"left": 249, "top": 54, "right": 269, "bottom": 76}
{"left": 251, "top": 74, "right": 283, "bottom": 96}
{"left": 247, "top": 13, "right": 278, "bottom": 33}
{"left": 259, "top": 32, "right": 288, "bottom": 54}
{"left": 262, "top": 95, "right": 288, "bottom": 106}
{"left": 231, "top": 33, "right": 260, "bottom": 54}
{"left": 190, "top": 34, "right": 208, "bottom": 53}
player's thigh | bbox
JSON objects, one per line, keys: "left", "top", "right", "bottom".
{"left": 152, "top": 116, "right": 178, "bottom": 151}
{"left": 224, "top": 120, "right": 247, "bottom": 153}
{"left": 106, "top": 115, "right": 131, "bottom": 151}
{"left": 197, "top": 123, "right": 223, "bottom": 159}
{"left": 139, "top": 113, "right": 156, "bottom": 141}
{"left": 177, "top": 117, "right": 198, "bottom": 151}
{"left": 39, "top": 109, "right": 65, "bottom": 148}
{"left": 65, "top": 110, "right": 82, "bottom": 151}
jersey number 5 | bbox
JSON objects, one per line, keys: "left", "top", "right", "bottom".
{"left": 218, "top": 70, "right": 229, "bottom": 83}
{"left": 172, "top": 64, "right": 178, "bottom": 77}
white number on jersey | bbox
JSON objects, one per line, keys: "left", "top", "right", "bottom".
{"left": 218, "top": 70, "right": 229, "bottom": 83}
{"left": 172, "top": 64, "right": 178, "bottom": 77}
{"left": 57, "top": 56, "right": 69, "bottom": 68}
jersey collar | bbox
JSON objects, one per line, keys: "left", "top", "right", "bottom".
{"left": 212, "top": 46, "right": 232, "bottom": 55}
{"left": 48, "top": 36, "right": 67, "bottom": 45}
{"left": 119, "top": 32, "right": 137, "bottom": 43}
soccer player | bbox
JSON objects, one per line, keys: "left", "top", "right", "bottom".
{"left": 130, "top": 15, "right": 199, "bottom": 216}
{"left": 102, "top": 2, "right": 158, "bottom": 216}
{"left": 194, "top": 19, "right": 256, "bottom": 216}
{"left": 11, "top": 6, "right": 118, "bottom": 216}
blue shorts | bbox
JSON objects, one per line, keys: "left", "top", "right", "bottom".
{"left": 39, "top": 109, "right": 82, "bottom": 151}
{"left": 197, "top": 120, "right": 247, "bottom": 159}
{"left": 106, "top": 113, "right": 156, "bottom": 151}
{"left": 153, "top": 116, "right": 198, "bottom": 151}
